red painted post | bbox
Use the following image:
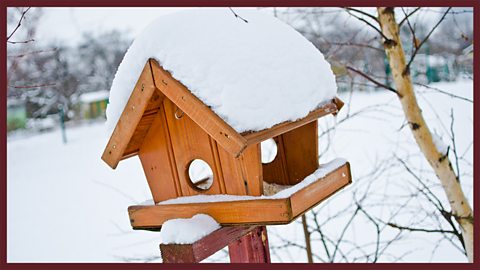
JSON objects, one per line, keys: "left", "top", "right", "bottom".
{"left": 228, "top": 226, "right": 271, "bottom": 263}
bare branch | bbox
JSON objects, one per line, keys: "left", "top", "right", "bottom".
{"left": 414, "top": 82, "right": 473, "bottom": 103}
{"left": 387, "top": 223, "right": 457, "bottom": 234}
{"left": 346, "top": 65, "right": 399, "bottom": 95}
{"left": 343, "top": 8, "right": 394, "bottom": 43}
{"left": 8, "top": 83, "right": 56, "bottom": 89}
{"left": 229, "top": 8, "right": 248, "bottom": 23}
{"left": 7, "top": 7, "right": 32, "bottom": 41}
{"left": 7, "top": 39, "right": 35, "bottom": 44}
{"left": 398, "top": 7, "right": 421, "bottom": 27}
{"left": 403, "top": 8, "right": 452, "bottom": 75}
{"left": 344, "top": 7, "right": 378, "bottom": 22}
{"left": 449, "top": 109, "right": 461, "bottom": 183}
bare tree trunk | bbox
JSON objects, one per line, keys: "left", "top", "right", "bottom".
{"left": 301, "top": 214, "right": 313, "bottom": 263}
{"left": 377, "top": 7, "right": 473, "bottom": 262}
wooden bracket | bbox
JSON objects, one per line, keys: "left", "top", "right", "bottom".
{"left": 160, "top": 225, "right": 270, "bottom": 263}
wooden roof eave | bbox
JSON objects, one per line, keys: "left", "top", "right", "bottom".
{"left": 101, "top": 61, "right": 164, "bottom": 169}
{"left": 102, "top": 59, "right": 345, "bottom": 169}
{"left": 241, "top": 98, "right": 343, "bottom": 146}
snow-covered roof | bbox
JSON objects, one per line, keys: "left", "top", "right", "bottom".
{"left": 106, "top": 8, "right": 337, "bottom": 134}
{"left": 79, "top": 90, "right": 109, "bottom": 103}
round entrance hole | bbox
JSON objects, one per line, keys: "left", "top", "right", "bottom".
{"left": 261, "top": 138, "right": 278, "bottom": 164}
{"left": 187, "top": 159, "right": 214, "bottom": 190}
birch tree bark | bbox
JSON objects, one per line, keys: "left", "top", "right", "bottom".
{"left": 376, "top": 7, "right": 474, "bottom": 262}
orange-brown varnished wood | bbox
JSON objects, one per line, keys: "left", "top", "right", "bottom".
{"left": 262, "top": 121, "right": 318, "bottom": 186}
{"left": 237, "top": 144, "right": 263, "bottom": 196}
{"left": 216, "top": 146, "right": 247, "bottom": 195}
{"left": 128, "top": 162, "right": 351, "bottom": 229}
{"left": 138, "top": 107, "right": 180, "bottom": 203}
{"left": 150, "top": 59, "right": 248, "bottom": 157}
{"left": 216, "top": 144, "right": 263, "bottom": 196}
{"left": 261, "top": 136, "right": 290, "bottom": 186}
{"left": 129, "top": 199, "right": 292, "bottom": 229}
{"left": 102, "top": 61, "right": 158, "bottom": 169}
{"left": 162, "top": 98, "right": 225, "bottom": 196}
{"left": 123, "top": 91, "right": 164, "bottom": 157}
{"left": 242, "top": 101, "right": 340, "bottom": 147}
{"left": 282, "top": 120, "right": 319, "bottom": 185}
{"left": 290, "top": 162, "right": 351, "bottom": 217}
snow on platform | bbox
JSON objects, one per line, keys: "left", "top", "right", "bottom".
{"left": 160, "top": 214, "right": 220, "bottom": 244}
{"left": 106, "top": 8, "right": 337, "bottom": 134}
{"left": 157, "top": 158, "right": 347, "bottom": 205}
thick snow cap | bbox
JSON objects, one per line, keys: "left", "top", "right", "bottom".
{"left": 106, "top": 8, "right": 337, "bottom": 134}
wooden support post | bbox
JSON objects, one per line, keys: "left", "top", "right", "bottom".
{"left": 228, "top": 226, "right": 270, "bottom": 263}
{"left": 160, "top": 226, "right": 262, "bottom": 263}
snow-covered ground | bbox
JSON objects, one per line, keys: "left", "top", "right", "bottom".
{"left": 7, "top": 79, "right": 472, "bottom": 262}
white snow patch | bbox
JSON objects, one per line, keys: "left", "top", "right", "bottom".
{"left": 158, "top": 158, "right": 347, "bottom": 205}
{"left": 261, "top": 138, "right": 278, "bottom": 163}
{"left": 432, "top": 133, "right": 449, "bottom": 155}
{"left": 106, "top": 8, "right": 337, "bottom": 135}
{"left": 79, "top": 90, "right": 109, "bottom": 103}
{"left": 160, "top": 214, "right": 221, "bottom": 244}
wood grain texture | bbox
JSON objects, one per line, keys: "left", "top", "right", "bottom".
{"left": 128, "top": 199, "right": 291, "bottom": 230}
{"left": 128, "top": 162, "right": 352, "bottom": 229}
{"left": 281, "top": 120, "right": 319, "bottom": 185}
{"left": 261, "top": 136, "right": 290, "bottom": 185}
{"left": 138, "top": 107, "right": 180, "bottom": 203}
{"left": 290, "top": 162, "right": 352, "bottom": 217}
{"left": 160, "top": 226, "right": 258, "bottom": 263}
{"left": 262, "top": 121, "right": 318, "bottom": 186}
{"left": 101, "top": 61, "right": 158, "bottom": 169}
{"left": 162, "top": 98, "right": 225, "bottom": 197}
{"left": 242, "top": 100, "right": 340, "bottom": 147}
{"left": 150, "top": 59, "right": 248, "bottom": 157}
{"left": 228, "top": 226, "right": 270, "bottom": 263}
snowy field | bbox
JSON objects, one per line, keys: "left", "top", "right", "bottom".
{"left": 7, "top": 79, "right": 473, "bottom": 262}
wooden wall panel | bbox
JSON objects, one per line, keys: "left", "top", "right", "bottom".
{"left": 163, "top": 99, "right": 225, "bottom": 197}
{"left": 138, "top": 106, "right": 180, "bottom": 203}
{"left": 216, "top": 144, "right": 263, "bottom": 196}
{"left": 282, "top": 120, "right": 319, "bottom": 185}
{"left": 261, "top": 121, "right": 318, "bottom": 186}
{"left": 261, "top": 136, "right": 289, "bottom": 186}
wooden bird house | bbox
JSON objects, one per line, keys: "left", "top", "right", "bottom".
{"left": 102, "top": 59, "right": 352, "bottom": 230}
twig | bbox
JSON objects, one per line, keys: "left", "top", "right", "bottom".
{"left": 343, "top": 8, "right": 394, "bottom": 44}
{"left": 398, "top": 7, "right": 421, "bottom": 27}
{"left": 229, "top": 8, "right": 248, "bottom": 23}
{"left": 8, "top": 48, "right": 57, "bottom": 58}
{"left": 344, "top": 7, "right": 378, "bottom": 22}
{"left": 401, "top": 7, "right": 418, "bottom": 57}
{"left": 346, "top": 66, "right": 399, "bottom": 95}
{"left": 328, "top": 41, "right": 384, "bottom": 52}
{"left": 387, "top": 223, "right": 457, "bottom": 234}
{"left": 8, "top": 83, "right": 56, "bottom": 89}
{"left": 414, "top": 82, "right": 473, "bottom": 103}
{"left": 7, "top": 39, "right": 35, "bottom": 44}
{"left": 449, "top": 109, "right": 461, "bottom": 183}
{"left": 7, "top": 7, "right": 31, "bottom": 41}
{"left": 403, "top": 8, "right": 451, "bottom": 75}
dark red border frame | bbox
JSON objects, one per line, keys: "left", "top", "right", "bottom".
{"left": 2, "top": 0, "right": 478, "bottom": 269}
